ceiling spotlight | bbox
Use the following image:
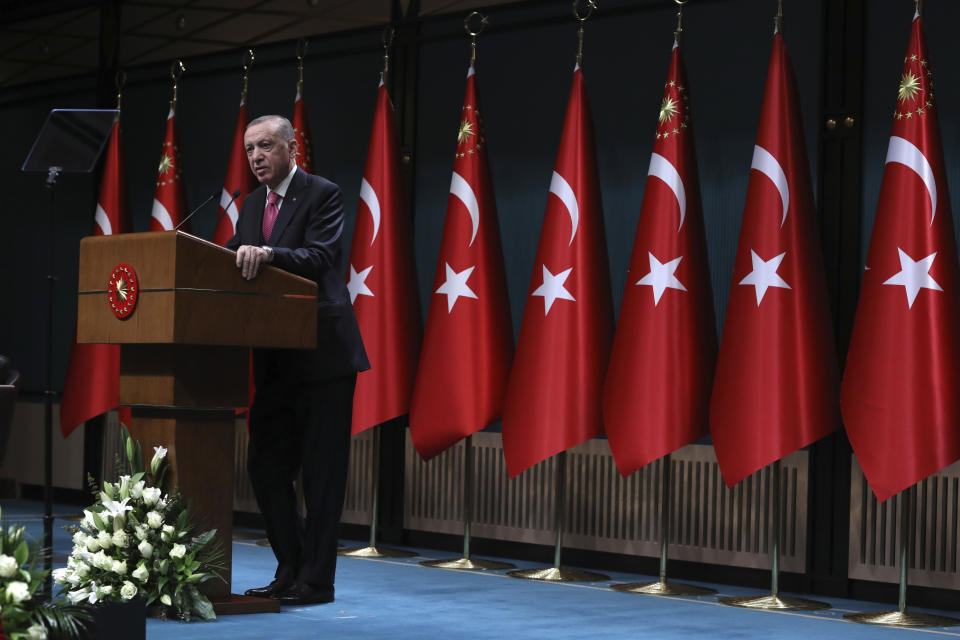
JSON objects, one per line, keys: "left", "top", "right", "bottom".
{"left": 176, "top": 14, "right": 186, "bottom": 29}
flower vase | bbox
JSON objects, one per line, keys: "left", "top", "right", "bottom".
{"left": 82, "top": 598, "right": 146, "bottom": 640}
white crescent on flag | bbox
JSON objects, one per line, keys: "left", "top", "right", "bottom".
{"left": 150, "top": 199, "right": 174, "bottom": 231}
{"left": 220, "top": 188, "right": 240, "bottom": 230}
{"left": 94, "top": 204, "right": 112, "bottom": 236}
{"left": 886, "top": 135, "right": 937, "bottom": 225}
{"left": 359, "top": 177, "right": 381, "bottom": 246}
{"left": 449, "top": 171, "right": 479, "bottom": 247}
{"left": 647, "top": 152, "right": 687, "bottom": 232}
{"left": 549, "top": 171, "right": 579, "bottom": 246}
{"left": 751, "top": 145, "right": 790, "bottom": 228}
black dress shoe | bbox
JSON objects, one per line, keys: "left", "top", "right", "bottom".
{"left": 275, "top": 582, "right": 335, "bottom": 606}
{"left": 244, "top": 579, "right": 293, "bottom": 598}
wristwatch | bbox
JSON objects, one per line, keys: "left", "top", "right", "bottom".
{"left": 261, "top": 245, "right": 274, "bottom": 263}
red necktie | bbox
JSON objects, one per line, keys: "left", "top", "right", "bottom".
{"left": 262, "top": 191, "right": 280, "bottom": 242}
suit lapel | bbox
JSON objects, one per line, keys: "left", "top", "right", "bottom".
{"left": 269, "top": 169, "right": 306, "bottom": 246}
{"left": 246, "top": 186, "right": 267, "bottom": 244}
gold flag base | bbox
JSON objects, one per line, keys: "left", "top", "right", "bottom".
{"left": 844, "top": 610, "right": 960, "bottom": 627}
{"left": 420, "top": 557, "right": 515, "bottom": 571}
{"left": 719, "top": 594, "right": 830, "bottom": 611}
{"left": 506, "top": 567, "right": 609, "bottom": 582}
{"left": 338, "top": 545, "right": 417, "bottom": 559}
{"left": 611, "top": 580, "right": 716, "bottom": 596}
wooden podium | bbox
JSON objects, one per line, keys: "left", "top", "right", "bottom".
{"left": 77, "top": 231, "right": 318, "bottom": 614}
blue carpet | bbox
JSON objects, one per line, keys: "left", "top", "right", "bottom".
{"left": 3, "top": 500, "right": 959, "bottom": 639}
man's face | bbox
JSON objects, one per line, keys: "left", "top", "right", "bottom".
{"left": 244, "top": 120, "right": 298, "bottom": 189}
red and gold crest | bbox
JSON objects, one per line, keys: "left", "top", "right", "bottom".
{"left": 107, "top": 263, "right": 138, "bottom": 319}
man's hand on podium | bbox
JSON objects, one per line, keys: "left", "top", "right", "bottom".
{"left": 236, "top": 244, "right": 274, "bottom": 280}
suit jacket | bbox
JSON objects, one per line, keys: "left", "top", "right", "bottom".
{"left": 226, "top": 169, "right": 370, "bottom": 386}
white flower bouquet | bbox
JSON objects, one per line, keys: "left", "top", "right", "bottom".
{"left": 54, "top": 427, "right": 224, "bottom": 621}
{"left": 0, "top": 506, "right": 88, "bottom": 640}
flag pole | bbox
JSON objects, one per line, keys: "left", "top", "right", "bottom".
{"left": 719, "top": 460, "right": 829, "bottom": 610}
{"left": 845, "top": 486, "right": 959, "bottom": 627}
{"left": 612, "top": 453, "right": 716, "bottom": 596}
{"left": 339, "top": 423, "right": 416, "bottom": 558}
{"left": 506, "top": 0, "right": 607, "bottom": 584}
{"left": 419, "top": 10, "right": 513, "bottom": 573}
{"left": 506, "top": 451, "right": 608, "bottom": 582}
{"left": 339, "top": 424, "right": 415, "bottom": 558}
{"left": 421, "top": 434, "right": 514, "bottom": 570}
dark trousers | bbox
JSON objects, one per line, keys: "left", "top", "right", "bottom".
{"left": 247, "top": 372, "right": 356, "bottom": 590}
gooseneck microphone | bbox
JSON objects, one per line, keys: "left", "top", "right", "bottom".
{"left": 212, "top": 189, "right": 243, "bottom": 239}
{"left": 173, "top": 190, "right": 219, "bottom": 231}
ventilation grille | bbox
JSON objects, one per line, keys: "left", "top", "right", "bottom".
{"left": 403, "top": 433, "right": 807, "bottom": 571}
{"left": 849, "top": 456, "right": 960, "bottom": 589}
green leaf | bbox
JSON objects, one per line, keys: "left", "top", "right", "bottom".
{"left": 91, "top": 512, "right": 106, "bottom": 531}
{"left": 191, "top": 530, "right": 215, "bottom": 549}
{"left": 191, "top": 592, "right": 216, "bottom": 620}
{"left": 13, "top": 540, "right": 28, "bottom": 565}
{"left": 124, "top": 430, "right": 135, "bottom": 467}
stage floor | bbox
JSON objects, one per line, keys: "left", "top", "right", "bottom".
{"left": 3, "top": 499, "right": 959, "bottom": 639}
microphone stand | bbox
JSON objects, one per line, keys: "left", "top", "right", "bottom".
{"left": 42, "top": 165, "right": 61, "bottom": 598}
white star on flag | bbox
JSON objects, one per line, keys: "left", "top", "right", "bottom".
{"left": 739, "top": 250, "right": 791, "bottom": 305}
{"left": 882, "top": 248, "right": 943, "bottom": 308}
{"left": 347, "top": 264, "right": 374, "bottom": 304}
{"left": 435, "top": 263, "right": 478, "bottom": 312}
{"left": 636, "top": 252, "right": 686, "bottom": 306}
{"left": 531, "top": 265, "right": 575, "bottom": 315}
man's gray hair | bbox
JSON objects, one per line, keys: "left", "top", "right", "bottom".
{"left": 248, "top": 115, "right": 295, "bottom": 142}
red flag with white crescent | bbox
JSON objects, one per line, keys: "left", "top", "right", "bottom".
{"left": 149, "top": 105, "right": 189, "bottom": 232}
{"left": 603, "top": 39, "right": 716, "bottom": 477}
{"left": 293, "top": 86, "right": 314, "bottom": 174}
{"left": 409, "top": 63, "right": 513, "bottom": 459}
{"left": 710, "top": 31, "right": 840, "bottom": 487}
{"left": 347, "top": 81, "right": 422, "bottom": 435}
{"left": 842, "top": 14, "right": 960, "bottom": 502}
{"left": 60, "top": 119, "right": 132, "bottom": 436}
{"left": 213, "top": 100, "right": 256, "bottom": 246}
{"left": 501, "top": 67, "right": 614, "bottom": 478}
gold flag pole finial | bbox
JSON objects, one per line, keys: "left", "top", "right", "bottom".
{"left": 674, "top": 0, "right": 687, "bottom": 44}
{"left": 170, "top": 60, "right": 185, "bottom": 108}
{"left": 241, "top": 49, "right": 254, "bottom": 104}
{"left": 296, "top": 38, "right": 308, "bottom": 94}
{"left": 464, "top": 11, "right": 488, "bottom": 65}
{"left": 381, "top": 26, "right": 395, "bottom": 84}
{"left": 114, "top": 70, "right": 126, "bottom": 111}
{"left": 775, "top": 0, "right": 783, "bottom": 34}
{"left": 573, "top": 0, "right": 597, "bottom": 68}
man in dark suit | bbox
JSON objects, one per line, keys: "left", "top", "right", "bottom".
{"left": 226, "top": 114, "right": 369, "bottom": 605}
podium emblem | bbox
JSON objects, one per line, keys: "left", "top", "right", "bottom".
{"left": 107, "top": 263, "right": 139, "bottom": 319}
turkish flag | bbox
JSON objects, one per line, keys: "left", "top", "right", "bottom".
{"left": 347, "top": 81, "right": 422, "bottom": 435}
{"left": 842, "top": 14, "right": 960, "bottom": 502}
{"left": 149, "top": 105, "right": 189, "bottom": 232}
{"left": 501, "top": 68, "right": 614, "bottom": 478}
{"left": 603, "top": 40, "right": 716, "bottom": 477}
{"left": 60, "top": 120, "right": 132, "bottom": 437}
{"left": 213, "top": 100, "right": 256, "bottom": 246}
{"left": 710, "top": 32, "right": 840, "bottom": 487}
{"left": 293, "top": 86, "right": 314, "bottom": 175}
{"left": 409, "top": 64, "right": 513, "bottom": 460}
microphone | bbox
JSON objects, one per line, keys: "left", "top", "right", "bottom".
{"left": 212, "top": 189, "right": 243, "bottom": 240}
{"left": 173, "top": 191, "right": 218, "bottom": 231}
